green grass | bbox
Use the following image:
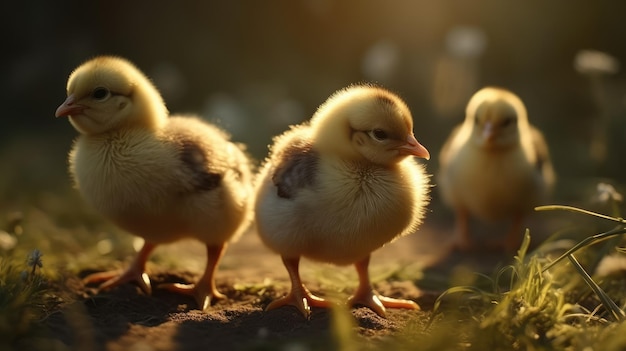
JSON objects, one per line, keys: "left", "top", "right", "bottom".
{"left": 287, "top": 190, "right": 626, "bottom": 351}
{"left": 0, "top": 189, "right": 132, "bottom": 351}
{"left": 0, "top": 250, "right": 54, "bottom": 350}
{"left": 3, "top": 184, "right": 626, "bottom": 350}
{"left": 373, "top": 192, "right": 626, "bottom": 351}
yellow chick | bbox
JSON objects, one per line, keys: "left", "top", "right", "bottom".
{"left": 55, "top": 56, "right": 253, "bottom": 310}
{"left": 254, "top": 84, "right": 431, "bottom": 319}
{"left": 438, "top": 86, "right": 555, "bottom": 252}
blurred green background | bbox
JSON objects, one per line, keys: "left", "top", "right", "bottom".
{"left": 2, "top": 0, "right": 625, "bottom": 214}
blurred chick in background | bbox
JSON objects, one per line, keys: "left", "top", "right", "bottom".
{"left": 55, "top": 56, "right": 253, "bottom": 310}
{"left": 254, "top": 84, "right": 431, "bottom": 319}
{"left": 438, "top": 86, "right": 555, "bottom": 252}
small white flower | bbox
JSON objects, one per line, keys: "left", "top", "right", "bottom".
{"left": 595, "top": 182, "right": 623, "bottom": 203}
{"left": 574, "top": 50, "right": 620, "bottom": 75}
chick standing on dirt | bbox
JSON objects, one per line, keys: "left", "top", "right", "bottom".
{"left": 254, "top": 84, "right": 431, "bottom": 319}
{"left": 438, "top": 86, "right": 555, "bottom": 252}
{"left": 55, "top": 55, "right": 253, "bottom": 310}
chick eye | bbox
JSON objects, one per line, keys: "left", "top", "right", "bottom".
{"left": 501, "top": 116, "right": 516, "bottom": 127}
{"left": 368, "top": 129, "right": 388, "bottom": 141}
{"left": 92, "top": 87, "right": 111, "bottom": 100}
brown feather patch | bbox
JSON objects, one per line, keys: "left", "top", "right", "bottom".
{"left": 179, "top": 140, "right": 222, "bottom": 192}
{"left": 271, "top": 139, "right": 318, "bottom": 199}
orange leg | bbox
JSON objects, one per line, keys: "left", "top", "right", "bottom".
{"left": 501, "top": 214, "right": 524, "bottom": 252}
{"left": 452, "top": 208, "right": 473, "bottom": 251}
{"left": 83, "top": 242, "right": 156, "bottom": 295}
{"left": 266, "top": 256, "right": 331, "bottom": 319}
{"left": 159, "top": 244, "right": 227, "bottom": 311}
{"left": 348, "top": 255, "right": 419, "bottom": 318}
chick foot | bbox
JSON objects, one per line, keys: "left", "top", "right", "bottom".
{"left": 159, "top": 282, "right": 225, "bottom": 311}
{"left": 158, "top": 244, "right": 226, "bottom": 311}
{"left": 82, "top": 242, "right": 155, "bottom": 294}
{"left": 266, "top": 283, "right": 331, "bottom": 319}
{"left": 450, "top": 209, "right": 475, "bottom": 252}
{"left": 348, "top": 255, "right": 419, "bottom": 317}
{"left": 267, "top": 257, "right": 332, "bottom": 319}
{"left": 348, "top": 289, "right": 419, "bottom": 317}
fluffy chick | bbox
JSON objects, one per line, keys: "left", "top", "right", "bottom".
{"left": 438, "top": 86, "right": 555, "bottom": 252}
{"left": 55, "top": 56, "right": 253, "bottom": 310}
{"left": 254, "top": 84, "right": 431, "bottom": 319}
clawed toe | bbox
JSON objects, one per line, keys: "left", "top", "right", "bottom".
{"left": 83, "top": 269, "right": 152, "bottom": 295}
{"left": 349, "top": 290, "right": 419, "bottom": 317}
{"left": 158, "top": 282, "right": 225, "bottom": 311}
{"left": 266, "top": 287, "right": 332, "bottom": 320}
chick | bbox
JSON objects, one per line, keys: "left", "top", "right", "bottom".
{"left": 254, "top": 84, "right": 431, "bottom": 319}
{"left": 438, "top": 86, "right": 555, "bottom": 252}
{"left": 55, "top": 56, "right": 253, "bottom": 310}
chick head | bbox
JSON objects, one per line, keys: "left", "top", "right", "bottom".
{"left": 56, "top": 56, "right": 168, "bottom": 135}
{"left": 311, "top": 85, "right": 430, "bottom": 166}
{"left": 465, "top": 87, "right": 529, "bottom": 150}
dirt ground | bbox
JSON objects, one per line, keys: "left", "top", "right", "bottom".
{"left": 37, "top": 218, "right": 531, "bottom": 351}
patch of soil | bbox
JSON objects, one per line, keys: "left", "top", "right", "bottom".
{"left": 35, "top": 222, "right": 518, "bottom": 351}
{"left": 44, "top": 273, "right": 438, "bottom": 351}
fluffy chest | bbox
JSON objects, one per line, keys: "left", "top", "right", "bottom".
{"left": 69, "top": 132, "right": 175, "bottom": 215}
{"left": 465, "top": 148, "right": 529, "bottom": 181}
{"left": 446, "top": 146, "right": 539, "bottom": 218}
{"left": 304, "top": 160, "right": 417, "bottom": 231}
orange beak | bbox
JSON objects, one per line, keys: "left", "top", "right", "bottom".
{"left": 482, "top": 121, "right": 495, "bottom": 142}
{"left": 55, "top": 94, "right": 85, "bottom": 117}
{"left": 397, "top": 134, "right": 430, "bottom": 160}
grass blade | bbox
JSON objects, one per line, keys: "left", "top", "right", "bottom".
{"left": 542, "top": 225, "right": 626, "bottom": 272}
{"left": 535, "top": 205, "right": 626, "bottom": 224}
{"left": 567, "top": 254, "right": 625, "bottom": 322}
{"left": 431, "top": 286, "right": 495, "bottom": 315}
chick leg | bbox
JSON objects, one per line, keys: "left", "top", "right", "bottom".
{"left": 501, "top": 214, "right": 524, "bottom": 252}
{"left": 266, "top": 256, "right": 331, "bottom": 319}
{"left": 82, "top": 242, "right": 156, "bottom": 295}
{"left": 452, "top": 208, "right": 473, "bottom": 251}
{"left": 159, "top": 244, "right": 227, "bottom": 311}
{"left": 348, "top": 255, "right": 419, "bottom": 318}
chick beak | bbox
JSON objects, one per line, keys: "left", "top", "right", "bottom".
{"left": 55, "top": 95, "right": 84, "bottom": 117}
{"left": 482, "top": 121, "right": 495, "bottom": 142}
{"left": 398, "top": 134, "right": 430, "bottom": 160}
